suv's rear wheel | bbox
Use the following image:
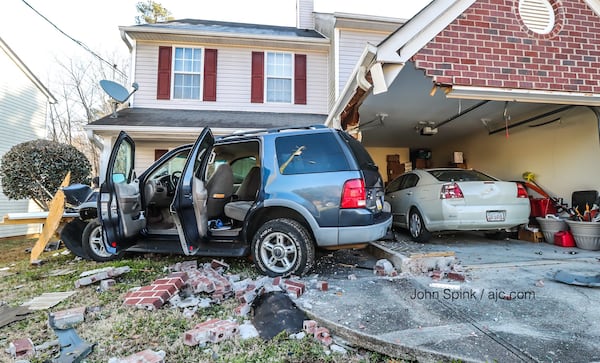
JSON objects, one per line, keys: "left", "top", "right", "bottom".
{"left": 409, "top": 208, "right": 431, "bottom": 243}
{"left": 251, "top": 218, "right": 315, "bottom": 277}
{"left": 82, "top": 220, "right": 117, "bottom": 262}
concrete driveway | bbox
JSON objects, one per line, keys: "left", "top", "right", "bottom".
{"left": 296, "top": 230, "right": 600, "bottom": 362}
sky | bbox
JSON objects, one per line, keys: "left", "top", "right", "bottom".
{"left": 2, "top": 0, "right": 430, "bottom": 84}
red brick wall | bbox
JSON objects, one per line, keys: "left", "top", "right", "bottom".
{"left": 412, "top": 0, "right": 600, "bottom": 93}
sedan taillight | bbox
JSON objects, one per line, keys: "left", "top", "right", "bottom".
{"left": 517, "top": 183, "right": 529, "bottom": 198}
{"left": 341, "top": 178, "right": 366, "bottom": 208}
{"left": 440, "top": 183, "right": 464, "bottom": 199}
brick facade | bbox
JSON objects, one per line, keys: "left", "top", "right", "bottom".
{"left": 412, "top": 0, "right": 600, "bottom": 93}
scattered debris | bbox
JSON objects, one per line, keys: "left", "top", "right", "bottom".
{"left": 0, "top": 305, "right": 32, "bottom": 328}
{"left": 46, "top": 268, "right": 76, "bottom": 277}
{"left": 183, "top": 318, "right": 239, "bottom": 346}
{"left": 374, "top": 259, "right": 397, "bottom": 277}
{"left": 49, "top": 311, "right": 94, "bottom": 363}
{"left": 21, "top": 291, "right": 76, "bottom": 310}
{"left": 75, "top": 266, "right": 130, "bottom": 288}
{"left": 239, "top": 320, "right": 260, "bottom": 340}
{"left": 535, "top": 279, "right": 545, "bottom": 287}
{"left": 429, "top": 282, "right": 460, "bottom": 290}
{"left": 6, "top": 338, "right": 35, "bottom": 359}
{"left": 303, "top": 320, "right": 333, "bottom": 346}
{"left": 108, "top": 349, "right": 166, "bottom": 363}
{"left": 252, "top": 292, "right": 306, "bottom": 340}
{"left": 553, "top": 270, "right": 600, "bottom": 287}
{"left": 99, "top": 279, "right": 116, "bottom": 292}
{"left": 49, "top": 306, "right": 86, "bottom": 330}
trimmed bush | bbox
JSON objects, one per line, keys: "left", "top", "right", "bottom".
{"left": 0, "top": 139, "right": 91, "bottom": 210}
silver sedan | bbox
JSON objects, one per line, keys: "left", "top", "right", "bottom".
{"left": 385, "top": 168, "right": 530, "bottom": 242}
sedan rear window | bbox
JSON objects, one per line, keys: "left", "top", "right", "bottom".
{"left": 429, "top": 169, "right": 497, "bottom": 182}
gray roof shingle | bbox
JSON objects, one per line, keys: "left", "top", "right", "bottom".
{"left": 125, "top": 19, "right": 325, "bottom": 39}
{"left": 91, "top": 108, "right": 327, "bottom": 129}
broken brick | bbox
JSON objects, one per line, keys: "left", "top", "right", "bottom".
{"left": 110, "top": 349, "right": 166, "bottom": 363}
{"left": 8, "top": 338, "right": 35, "bottom": 358}
{"left": 184, "top": 319, "right": 239, "bottom": 346}
{"left": 314, "top": 326, "right": 333, "bottom": 346}
{"left": 49, "top": 306, "right": 86, "bottom": 329}
{"left": 303, "top": 320, "right": 318, "bottom": 334}
{"left": 284, "top": 279, "right": 305, "bottom": 294}
{"left": 447, "top": 272, "right": 465, "bottom": 282}
{"left": 210, "top": 259, "right": 229, "bottom": 271}
{"left": 286, "top": 285, "right": 303, "bottom": 298}
{"left": 234, "top": 303, "right": 251, "bottom": 317}
{"left": 316, "top": 281, "right": 328, "bottom": 291}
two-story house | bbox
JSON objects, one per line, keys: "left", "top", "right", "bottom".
{"left": 0, "top": 37, "right": 57, "bottom": 238}
{"left": 86, "top": 0, "right": 405, "bottom": 176}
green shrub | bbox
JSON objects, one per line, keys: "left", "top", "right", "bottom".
{"left": 0, "top": 139, "right": 91, "bottom": 210}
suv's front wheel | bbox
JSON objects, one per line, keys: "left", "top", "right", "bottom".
{"left": 252, "top": 218, "right": 315, "bottom": 277}
{"left": 82, "top": 220, "right": 118, "bottom": 262}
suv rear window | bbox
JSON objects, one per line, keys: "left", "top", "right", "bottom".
{"left": 338, "top": 131, "right": 378, "bottom": 171}
{"left": 275, "top": 133, "right": 349, "bottom": 174}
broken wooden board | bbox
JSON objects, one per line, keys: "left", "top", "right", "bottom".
{"left": 30, "top": 172, "right": 70, "bottom": 263}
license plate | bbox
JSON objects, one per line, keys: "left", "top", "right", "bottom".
{"left": 486, "top": 210, "right": 506, "bottom": 222}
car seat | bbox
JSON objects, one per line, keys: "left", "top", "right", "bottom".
{"left": 225, "top": 166, "right": 260, "bottom": 221}
{"left": 205, "top": 164, "right": 234, "bottom": 219}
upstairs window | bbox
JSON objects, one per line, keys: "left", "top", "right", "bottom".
{"left": 173, "top": 47, "right": 203, "bottom": 99}
{"left": 266, "top": 52, "right": 292, "bottom": 103}
{"left": 156, "top": 47, "right": 217, "bottom": 101}
{"left": 251, "top": 52, "right": 306, "bottom": 104}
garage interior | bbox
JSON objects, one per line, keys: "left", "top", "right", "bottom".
{"left": 351, "top": 62, "right": 600, "bottom": 206}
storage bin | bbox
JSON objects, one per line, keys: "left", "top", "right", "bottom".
{"left": 564, "top": 220, "right": 600, "bottom": 250}
{"left": 536, "top": 216, "right": 568, "bottom": 244}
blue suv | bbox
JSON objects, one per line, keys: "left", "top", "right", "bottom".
{"left": 61, "top": 125, "right": 391, "bottom": 276}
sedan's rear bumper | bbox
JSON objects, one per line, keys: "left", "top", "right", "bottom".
{"left": 428, "top": 202, "right": 530, "bottom": 231}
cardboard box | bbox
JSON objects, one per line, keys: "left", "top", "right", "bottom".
{"left": 518, "top": 228, "right": 545, "bottom": 243}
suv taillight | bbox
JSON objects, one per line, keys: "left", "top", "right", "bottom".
{"left": 517, "top": 183, "right": 528, "bottom": 198}
{"left": 341, "top": 178, "right": 366, "bottom": 208}
{"left": 440, "top": 183, "right": 464, "bottom": 199}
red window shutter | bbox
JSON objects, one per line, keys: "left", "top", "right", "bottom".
{"left": 157, "top": 46, "right": 172, "bottom": 100}
{"left": 203, "top": 49, "right": 217, "bottom": 101}
{"left": 294, "top": 54, "right": 307, "bottom": 105}
{"left": 251, "top": 52, "right": 264, "bottom": 103}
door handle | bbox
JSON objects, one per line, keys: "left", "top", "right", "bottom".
{"left": 184, "top": 193, "right": 193, "bottom": 199}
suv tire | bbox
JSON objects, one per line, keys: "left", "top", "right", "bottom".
{"left": 82, "top": 220, "right": 118, "bottom": 262}
{"left": 409, "top": 208, "right": 432, "bottom": 243}
{"left": 252, "top": 218, "right": 315, "bottom": 277}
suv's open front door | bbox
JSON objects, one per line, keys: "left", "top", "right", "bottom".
{"left": 171, "top": 128, "right": 214, "bottom": 255}
{"left": 99, "top": 131, "right": 145, "bottom": 254}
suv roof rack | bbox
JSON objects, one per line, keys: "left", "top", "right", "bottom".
{"left": 219, "top": 124, "right": 328, "bottom": 140}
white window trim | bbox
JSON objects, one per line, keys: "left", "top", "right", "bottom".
{"left": 264, "top": 51, "right": 294, "bottom": 104}
{"left": 171, "top": 45, "right": 204, "bottom": 100}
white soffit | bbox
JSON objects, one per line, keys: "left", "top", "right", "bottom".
{"left": 448, "top": 86, "right": 600, "bottom": 106}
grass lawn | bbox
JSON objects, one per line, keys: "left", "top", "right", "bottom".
{"left": 0, "top": 237, "right": 397, "bottom": 362}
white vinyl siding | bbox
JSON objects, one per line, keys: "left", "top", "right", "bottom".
{"left": 337, "top": 29, "right": 391, "bottom": 95}
{"left": 131, "top": 43, "right": 328, "bottom": 114}
{"left": 0, "top": 52, "right": 47, "bottom": 237}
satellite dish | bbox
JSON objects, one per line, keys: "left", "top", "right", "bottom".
{"left": 100, "top": 80, "right": 139, "bottom": 118}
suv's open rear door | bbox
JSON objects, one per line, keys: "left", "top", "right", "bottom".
{"left": 171, "top": 128, "right": 214, "bottom": 255}
{"left": 99, "top": 131, "right": 145, "bottom": 253}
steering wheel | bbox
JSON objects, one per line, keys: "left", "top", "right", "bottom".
{"left": 170, "top": 171, "right": 182, "bottom": 190}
